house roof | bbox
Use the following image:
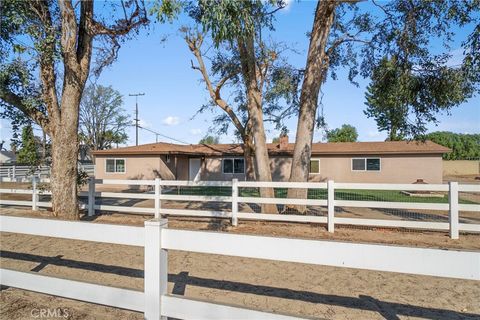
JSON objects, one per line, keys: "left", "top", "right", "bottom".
{"left": 0, "top": 150, "right": 16, "bottom": 160}
{"left": 92, "top": 140, "right": 450, "bottom": 157}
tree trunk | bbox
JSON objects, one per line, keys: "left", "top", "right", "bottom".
{"left": 237, "top": 33, "right": 278, "bottom": 214}
{"left": 248, "top": 89, "right": 277, "bottom": 213}
{"left": 50, "top": 126, "right": 79, "bottom": 219}
{"left": 287, "top": 1, "right": 337, "bottom": 212}
{"left": 243, "top": 135, "right": 256, "bottom": 181}
{"left": 49, "top": 87, "right": 82, "bottom": 219}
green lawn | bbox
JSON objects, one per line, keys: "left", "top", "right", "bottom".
{"left": 165, "top": 186, "right": 479, "bottom": 204}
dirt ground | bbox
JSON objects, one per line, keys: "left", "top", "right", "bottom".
{"left": 1, "top": 209, "right": 480, "bottom": 320}
{"left": 443, "top": 175, "right": 480, "bottom": 183}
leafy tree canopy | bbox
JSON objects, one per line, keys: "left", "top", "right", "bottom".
{"left": 0, "top": 0, "right": 148, "bottom": 218}
{"left": 426, "top": 131, "right": 480, "bottom": 160}
{"left": 326, "top": 124, "right": 358, "bottom": 143}
{"left": 194, "top": 0, "right": 285, "bottom": 46}
{"left": 199, "top": 135, "right": 219, "bottom": 144}
{"left": 364, "top": 56, "right": 474, "bottom": 140}
{"left": 17, "top": 125, "right": 39, "bottom": 168}
{"left": 361, "top": 1, "right": 479, "bottom": 139}
{"left": 79, "top": 84, "right": 130, "bottom": 150}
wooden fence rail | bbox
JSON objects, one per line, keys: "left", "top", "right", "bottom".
{"left": 1, "top": 178, "right": 479, "bottom": 239}
{"left": 0, "top": 215, "right": 479, "bottom": 319}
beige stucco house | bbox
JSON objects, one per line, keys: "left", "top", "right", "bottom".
{"left": 92, "top": 138, "right": 450, "bottom": 184}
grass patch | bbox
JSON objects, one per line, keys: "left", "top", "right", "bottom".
{"left": 164, "top": 186, "right": 478, "bottom": 204}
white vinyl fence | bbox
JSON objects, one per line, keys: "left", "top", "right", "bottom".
{"left": 0, "top": 178, "right": 479, "bottom": 239}
{"left": 0, "top": 164, "right": 94, "bottom": 180}
{"left": 0, "top": 215, "right": 479, "bottom": 319}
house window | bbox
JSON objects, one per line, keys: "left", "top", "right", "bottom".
{"left": 106, "top": 158, "right": 126, "bottom": 173}
{"left": 352, "top": 158, "right": 381, "bottom": 171}
{"left": 352, "top": 158, "right": 366, "bottom": 171}
{"left": 366, "top": 158, "right": 380, "bottom": 171}
{"left": 309, "top": 159, "right": 320, "bottom": 174}
{"left": 223, "top": 158, "right": 245, "bottom": 174}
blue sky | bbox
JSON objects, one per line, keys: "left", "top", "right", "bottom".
{"left": 1, "top": 1, "right": 479, "bottom": 146}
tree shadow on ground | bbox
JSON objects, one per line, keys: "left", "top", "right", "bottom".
{"left": 1, "top": 251, "right": 478, "bottom": 320}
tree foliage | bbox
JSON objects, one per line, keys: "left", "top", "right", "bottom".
{"left": 0, "top": 0, "right": 148, "bottom": 218}
{"left": 187, "top": 30, "right": 302, "bottom": 138}
{"left": 79, "top": 84, "right": 129, "bottom": 150}
{"left": 462, "top": 22, "right": 480, "bottom": 91}
{"left": 17, "top": 125, "right": 39, "bottom": 168}
{"left": 364, "top": 56, "right": 474, "bottom": 140}
{"left": 290, "top": 0, "right": 479, "bottom": 188}
{"left": 426, "top": 131, "right": 480, "bottom": 160}
{"left": 0, "top": 60, "right": 43, "bottom": 144}
{"left": 326, "top": 124, "right": 358, "bottom": 143}
{"left": 195, "top": 0, "right": 285, "bottom": 46}
{"left": 198, "top": 135, "right": 219, "bottom": 145}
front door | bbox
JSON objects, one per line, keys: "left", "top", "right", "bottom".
{"left": 189, "top": 158, "right": 201, "bottom": 181}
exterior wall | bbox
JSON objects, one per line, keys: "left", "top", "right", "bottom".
{"left": 443, "top": 160, "right": 480, "bottom": 176}
{"left": 268, "top": 154, "right": 443, "bottom": 184}
{"left": 200, "top": 157, "right": 246, "bottom": 181}
{"left": 94, "top": 155, "right": 175, "bottom": 180}
{"left": 317, "top": 154, "right": 443, "bottom": 184}
{"left": 95, "top": 153, "right": 444, "bottom": 184}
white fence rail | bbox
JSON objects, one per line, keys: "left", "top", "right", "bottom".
{"left": 0, "top": 215, "right": 479, "bottom": 319}
{"left": 0, "top": 164, "right": 94, "bottom": 180}
{"left": 1, "top": 178, "right": 479, "bottom": 239}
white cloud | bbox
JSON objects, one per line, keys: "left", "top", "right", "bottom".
{"left": 189, "top": 128, "right": 202, "bottom": 135}
{"left": 162, "top": 116, "right": 180, "bottom": 126}
{"left": 367, "top": 130, "right": 382, "bottom": 138}
{"left": 138, "top": 119, "right": 151, "bottom": 128}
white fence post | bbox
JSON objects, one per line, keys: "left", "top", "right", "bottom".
{"left": 155, "top": 178, "right": 161, "bottom": 218}
{"left": 32, "top": 177, "right": 38, "bottom": 211}
{"left": 144, "top": 218, "right": 168, "bottom": 320}
{"left": 327, "top": 180, "right": 335, "bottom": 233}
{"left": 12, "top": 165, "right": 16, "bottom": 179}
{"left": 449, "top": 181, "right": 459, "bottom": 239}
{"left": 8, "top": 167, "right": 11, "bottom": 179}
{"left": 232, "top": 178, "right": 238, "bottom": 226}
{"left": 88, "top": 177, "right": 95, "bottom": 217}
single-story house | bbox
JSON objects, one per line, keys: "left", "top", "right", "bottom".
{"left": 0, "top": 150, "right": 16, "bottom": 164}
{"left": 92, "top": 137, "right": 450, "bottom": 184}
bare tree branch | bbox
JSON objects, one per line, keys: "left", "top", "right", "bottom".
{"left": 90, "top": 2, "right": 148, "bottom": 36}
{"left": 185, "top": 30, "right": 246, "bottom": 138}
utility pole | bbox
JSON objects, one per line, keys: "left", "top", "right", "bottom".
{"left": 129, "top": 93, "right": 145, "bottom": 146}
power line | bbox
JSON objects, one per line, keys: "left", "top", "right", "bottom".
{"left": 137, "top": 125, "right": 189, "bottom": 145}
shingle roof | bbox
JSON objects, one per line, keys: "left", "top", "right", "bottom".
{"left": 92, "top": 140, "right": 450, "bottom": 156}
